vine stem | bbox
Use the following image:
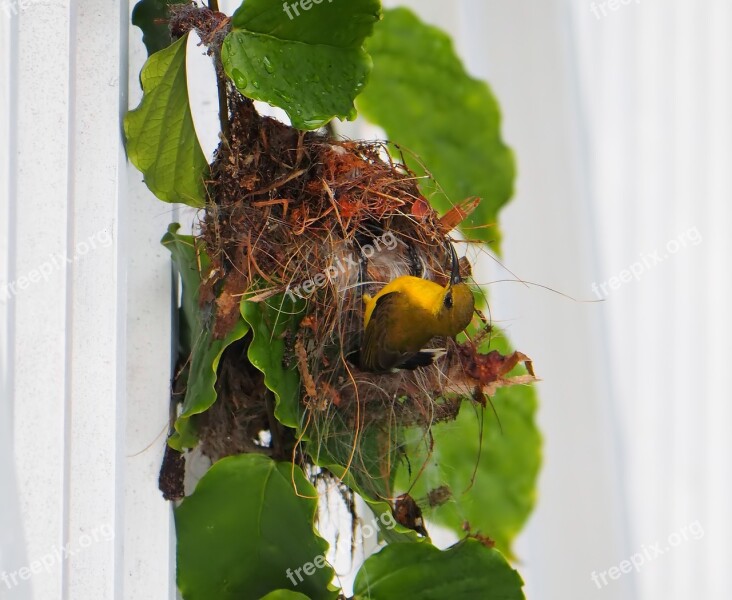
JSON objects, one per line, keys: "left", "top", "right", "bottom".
{"left": 208, "top": 0, "right": 230, "bottom": 140}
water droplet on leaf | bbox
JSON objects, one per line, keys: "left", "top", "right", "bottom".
{"left": 231, "top": 69, "right": 247, "bottom": 89}
{"left": 300, "top": 116, "right": 328, "bottom": 128}
{"left": 275, "top": 89, "right": 293, "bottom": 103}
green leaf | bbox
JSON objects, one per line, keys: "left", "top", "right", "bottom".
{"left": 172, "top": 319, "right": 249, "bottom": 450}
{"left": 353, "top": 539, "right": 524, "bottom": 599}
{"left": 125, "top": 33, "right": 209, "bottom": 207}
{"left": 259, "top": 592, "right": 312, "bottom": 600}
{"left": 162, "top": 224, "right": 250, "bottom": 450}
{"left": 176, "top": 454, "right": 339, "bottom": 600}
{"left": 221, "top": 0, "right": 381, "bottom": 130}
{"left": 358, "top": 8, "right": 515, "bottom": 250}
{"left": 306, "top": 422, "right": 422, "bottom": 545}
{"left": 241, "top": 295, "right": 305, "bottom": 429}
{"left": 161, "top": 223, "right": 203, "bottom": 358}
{"left": 131, "top": 0, "right": 187, "bottom": 56}
{"left": 395, "top": 332, "right": 541, "bottom": 557}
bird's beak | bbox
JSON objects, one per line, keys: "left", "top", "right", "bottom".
{"left": 448, "top": 243, "right": 461, "bottom": 285}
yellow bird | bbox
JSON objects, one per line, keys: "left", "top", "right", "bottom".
{"left": 360, "top": 244, "right": 474, "bottom": 372}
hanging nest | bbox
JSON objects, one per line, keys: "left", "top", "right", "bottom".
{"left": 183, "top": 94, "right": 535, "bottom": 489}
{"left": 149, "top": 2, "right": 536, "bottom": 499}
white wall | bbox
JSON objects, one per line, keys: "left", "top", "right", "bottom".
{"left": 0, "top": 2, "right": 176, "bottom": 599}
{"left": 0, "top": 4, "right": 30, "bottom": 599}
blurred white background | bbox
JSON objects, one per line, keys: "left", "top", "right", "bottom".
{"left": 1, "top": 0, "right": 729, "bottom": 598}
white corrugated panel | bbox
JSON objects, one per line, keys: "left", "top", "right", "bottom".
{"left": 125, "top": 4, "right": 179, "bottom": 599}
{"left": 0, "top": 2, "right": 177, "bottom": 599}
{"left": 0, "top": 2, "right": 31, "bottom": 600}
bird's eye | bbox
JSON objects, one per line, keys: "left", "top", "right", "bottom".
{"left": 444, "top": 290, "right": 453, "bottom": 309}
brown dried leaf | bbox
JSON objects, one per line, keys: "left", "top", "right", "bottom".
{"left": 438, "top": 196, "right": 481, "bottom": 232}
{"left": 410, "top": 196, "right": 431, "bottom": 219}
{"left": 456, "top": 345, "right": 537, "bottom": 396}
{"left": 295, "top": 335, "right": 317, "bottom": 399}
{"left": 393, "top": 493, "right": 428, "bottom": 537}
{"left": 213, "top": 290, "right": 240, "bottom": 339}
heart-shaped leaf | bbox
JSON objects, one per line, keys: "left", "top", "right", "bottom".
{"left": 353, "top": 539, "right": 524, "bottom": 599}
{"left": 176, "top": 454, "right": 339, "bottom": 600}
{"left": 125, "top": 33, "right": 209, "bottom": 207}
{"left": 241, "top": 295, "right": 305, "bottom": 429}
{"left": 358, "top": 8, "right": 515, "bottom": 250}
{"left": 222, "top": 0, "right": 381, "bottom": 129}
{"left": 162, "top": 224, "right": 250, "bottom": 450}
{"left": 259, "top": 592, "right": 312, "bottom": 600}
{"left": 131, "top": 0, "right": 188, "bottom": 56}
{"left": 394, "top": 331, "right": 541, "bottom": 558}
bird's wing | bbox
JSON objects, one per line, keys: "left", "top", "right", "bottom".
{"left": 361, "top": 291, "right": 435, "bottom": 372}
{"left": 361, "top": 291, "right": 409, "bottom": 372}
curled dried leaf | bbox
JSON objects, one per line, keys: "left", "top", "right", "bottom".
{"left": 455, "top": 345, "right": 537, "bottom": 397}
{"left": 295, "top": 335, "right": 317, "bottom": 400}
{"left": 393, "top": 493, "right": 428, "bottom": 537}
{"left": 438, "top": 196, "right": 481, "bottom": 232}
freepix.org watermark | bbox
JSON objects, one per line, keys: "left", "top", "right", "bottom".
{"left": 0, "top": 229, "right": 113, "bottom": 302}
{"left": 285, "top": 231, "right": 397, "bottom": 302}
{"left": 590, "top": 0, "right": 640, "bottom": 20}
{"left": 1, "top": 524, "right": 114, "bottom": 591}
{"left": 282, "top": 0, "right": 335, "bottom": 20}
{"left": 591, "top": 226, "right": 702, "bottom": 299}
{"left": 1, "top": 0, "right": 37, "bottom": 17}
{"left": 590, "top": 520, "right": 704, "bottom": 589}
{"left": 285, "top": 511, "right": 397, "bottom": 587}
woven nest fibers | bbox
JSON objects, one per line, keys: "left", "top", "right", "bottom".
{"left": 192, "top": 98, "right": 533, "bottom": 476}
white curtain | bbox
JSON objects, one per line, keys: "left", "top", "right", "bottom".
{"left": 395, "top": 1, "right": 730, "bottom": 598}
{"left": 565, "top": 0, "right": 730, "bottom": 598}
{"left": 461, "top": 0, "right": 729, "bottom": 598}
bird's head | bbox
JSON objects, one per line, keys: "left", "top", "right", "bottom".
{"left": 436, "top": 243, "right": 475, "bottom": 336}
